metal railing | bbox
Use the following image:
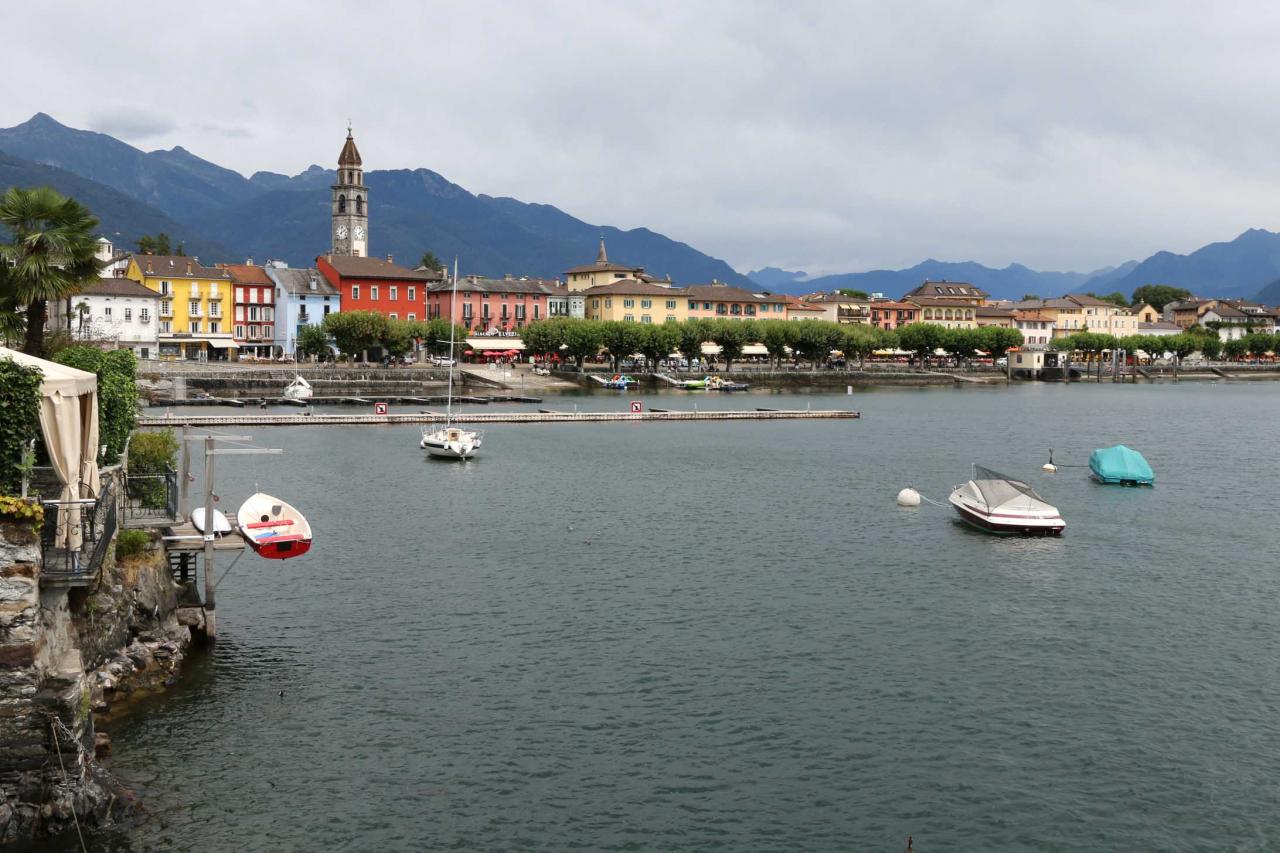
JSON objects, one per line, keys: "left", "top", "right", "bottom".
{"left": 40, "top": 478, "right": 116, "bottom": 585}
{"left": 123, "top": 467, "right": 178, "bottom": 526}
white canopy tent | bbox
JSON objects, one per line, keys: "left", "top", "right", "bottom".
{"left": 0, "top": 347, "right": 100, "bottom": 548}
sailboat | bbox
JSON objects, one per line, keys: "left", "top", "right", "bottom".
{"left": 283, "top": 372, "right": 313, "bottom": 400}
{"left": 420, "top": 259, "right": 482, "bottom": 460}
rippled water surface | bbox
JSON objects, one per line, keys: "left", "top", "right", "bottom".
{"left": 39, "top": 383, "right": 1280, "bottom": 851}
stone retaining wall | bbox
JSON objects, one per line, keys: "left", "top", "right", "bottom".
{"left": 0, "top": 483, "right": 191, "bottom": 843}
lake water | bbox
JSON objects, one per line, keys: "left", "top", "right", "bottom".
{"left": 34, "top": 383, "right": 1280, "bottom": 851}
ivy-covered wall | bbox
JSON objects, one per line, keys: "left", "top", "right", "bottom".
{"left": 0, "top": 359, "right": 42, "bottom": 494}
{"left": 52, "top": 347, "right": 138, "bottom": 465}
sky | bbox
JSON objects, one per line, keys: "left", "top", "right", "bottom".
{"left": 5, "top": 0, "right": 1280, "bottom": 277}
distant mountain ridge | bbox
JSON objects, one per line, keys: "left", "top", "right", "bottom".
{"left": 4, "top": 113, "right": 1280, "bottom": 301}
{"left": 0, "top": 113, "right": 752, "bottom": 285}
{"left": 748, "top": 260, "right": 1137, "bottom": 301}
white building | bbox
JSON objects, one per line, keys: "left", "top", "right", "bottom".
{"left": 265, "top": 263, "right": 340, "bottom": 357}
{"left": 49, "top": 277, "right": 160, "bottom": 359}
{"left": 1015, "top": 316, "right": 1054, "bottom": 348}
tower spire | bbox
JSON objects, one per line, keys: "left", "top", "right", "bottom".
{"left": 596, "top": 235, "right": 608, "bottom": 264}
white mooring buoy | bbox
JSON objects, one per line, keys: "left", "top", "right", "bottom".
{"left": 1042, "top": 448, "right": 1058, "bottom": 473}
{"left": 897, "top": 487, "right": 922, "bottom": 507}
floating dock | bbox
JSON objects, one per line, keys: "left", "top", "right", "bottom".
{"left": 137, "top": 409, "right": 860, "bottom": 427}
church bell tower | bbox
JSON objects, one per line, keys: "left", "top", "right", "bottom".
{"left": 331, "top": 125, "right": 368, "bottom": 257}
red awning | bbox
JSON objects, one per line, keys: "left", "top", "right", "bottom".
{"left": 463, "top": 349, "right": 475, "bottom": 355}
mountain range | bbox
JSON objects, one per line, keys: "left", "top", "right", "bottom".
{"left": 0, "top": 113, "right": 752, "bottom": 285}
{"left": 2, "top": 112, "right": 1280, "bottom": 303}
{"left": 749, "top": 230, "right": 1280, "bottom": 303}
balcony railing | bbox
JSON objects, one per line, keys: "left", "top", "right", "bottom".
{"left": 123, "top": 467, "right": 178, "bottom": 528}
{"left": 207, "top": 290, "right": 224, "bottom": 300}
{"left": 40, "top": 477, "right": 116, "bottom": 588}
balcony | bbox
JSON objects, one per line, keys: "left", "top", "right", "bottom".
{"left": 189, "top": 308, "right": 203, "bottom": 318}
{"left": 207, "top": 289, "right": 224, "bottom": 300}
{"left": 140, "top": 314, "right": 151, "bottom": 323}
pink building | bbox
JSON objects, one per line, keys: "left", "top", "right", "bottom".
{"left": 427, "top": 275, "right": 562, "bottom": 333}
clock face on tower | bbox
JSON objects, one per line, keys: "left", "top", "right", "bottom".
{"left": 354, "top": 226, "right": 365, "bottom": 240}
{"left": 336, "top": 225, "right": 348, "bottom": 239}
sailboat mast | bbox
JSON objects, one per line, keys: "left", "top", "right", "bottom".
{"left": 445, "top": 258, "right": 458, "bottom": 422}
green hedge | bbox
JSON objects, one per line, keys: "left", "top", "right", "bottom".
{"left": 53, "top": 346, "right": 137, "bottom": 464}
{"left": 0, "top": 359, "right": 42, "bottom": 494}
{"left": 128, "top": 429, "right": 178, "bottom": 509}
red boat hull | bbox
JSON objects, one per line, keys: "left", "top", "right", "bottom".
{"left": 247, "top": 534, "right": 312, "bottom": 559}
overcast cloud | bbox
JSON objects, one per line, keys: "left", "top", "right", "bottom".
{"left": 5, "top": 0, "right": 1279, "bottom": 275}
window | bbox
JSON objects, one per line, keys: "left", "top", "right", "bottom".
{"left": 591, "top": 299, "right": 599, "bottom": 308}
{"left": 623, "top": 314, "right": 635, "bottom": 322}
{"left": 104, "top": 306, "right": 112, "bottom": 318}
{"left": 190, "top": 320, "right": 201, "bottom": 333}
{"left": 140, "top": 309, "right": 150, "bottom": 322}
{"left": 408, "top": 286, "right": 415, "bottom": 301}
{"left": 624, "top": 299, "right": 635, "bottom": 308}
{"left": 641, "top": 299, "right": 652, "bottom": 309}
{"left": 533, "top": 305, "right": 539, "bottom": 320}
{"left": 159, "top": 321, "right": 171, "bottom": 334}
{"left": 235, "top": 325, "right": 245, "bottom": 338}
{"left": 516, "top": 305, "right": 526, "bottom": 320}
{"left": 210, "top": 322, "right": 220, "bottom": 334}
{"left": 338, "top": 194, "right": 347, "bottom": 212}
{"left": 463, "top": 304, "right": 473, "bottom": 319}
{"left": 209, "top": 304, "right": 221, "bottom": 318}
{"left": 605, "top": 298, "right": 612, "bottom": 308}
{"left": 264, "top": 325, "right": 272, "bottom": 339}
{"left": 407, "top": 314, "right": 415, "bottom": 322}
{"left": 730, "top": 305, "right": 742, "bottom": 315}
{"left": 236, "top": 287, "right": 245, "bottom": 303}
{"left": 160, "top": 280, "right": 171, "bottom": 296}
{"left": 716, "top": 305, "right": 727, "bottom": 315}
{"left": 666, "top": 300, "right": 676, "bottom": 309}
{"left": 688, "top": 300, "right": 697, "bottom": 310}
{"left": 352, "top": 285, "right": 359, "bottom": 300}
{"left": 641, "top": 315, "right": 652, "bottom": 324}
{"left": 248, "top": 306, "right": 259, "bottom": 321}
{"left": 482, "top": 304, "right": 490, "bottom": 319}
{"left": 501, "top": 304, "right": 510, "bottom": 320}
{"left": 189, "top": 300, "right": 201, "bottom": 317}
{"left": 666, "top": 315, "right": 676, "bottom": 323}
{"left": 390, "top": 286, "right": 398, "bottom": 301}
{"left": 703, "top": 302, "right": 711, "bottom": 310}
{"left": 390, "top": 313, "right": 397, "bottom": 320}
{"left": 370, "top": 286, "right": 379, "bottom": 300}
{"left": 356, "top": 195, "right": 363, "bottom": 214}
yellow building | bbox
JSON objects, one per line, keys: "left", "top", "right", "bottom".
{"left": 126, "top": 255, "right": 237, "bottom": 360}
{"left": 1013, "top": 295, "right": 1137, "bottom": 339}
{"left": 583, "top": 280, "right": 687, "bottom": 323}
{"left": 683, "top": 283, "right": 788, "bottom": 321}
{"left": 565, "top": 238, "right": 652, "bottom": 292}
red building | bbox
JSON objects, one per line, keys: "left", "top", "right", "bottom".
{"left": 427, "top": 275, "right": 562, "bottom": 333}
{"left": 219, "top": 261, "right": 276, "bottom": 358}
{"left": 317, "top": 254, "right": 441, "bottom": 321}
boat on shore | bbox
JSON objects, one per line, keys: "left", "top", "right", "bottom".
{"left": 191, "top": 507, "right": 232, "bottom": 536}
{"left": 236, "top": 493, "right": 313, "bottom": 559}
{"left": 949, "top": 465, "right": 1065, "bottom": 536}
{"left": 1089, "top": 445, "right": 1154, "bottom": 486}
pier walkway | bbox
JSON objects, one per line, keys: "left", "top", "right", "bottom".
{"left": 137, "top": 409, "right": 860, "bottom": 428}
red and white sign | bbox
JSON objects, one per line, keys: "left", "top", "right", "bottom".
{"left": 374, "top": 402, "right": 388, "bottom": 415}
{"left": 630, "top": 400, "right": 643, "bottom": 413}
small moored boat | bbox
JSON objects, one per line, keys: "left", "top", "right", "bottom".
{"left": 1089, "top": 445, "right": 1154, "bottom": 486}
{"left": 284, "top": 374, "right": 313, "bottom": 401}
{"left": 420, "top": 425, "right": 482, "bottom": 459}
{"left": 191, "top": 507, "right": 232, "bottom": 536}
{"left": 236, "top": 493, "right": 313, "bottom": 559}
{"left": 949, "top": 465, "right": 1065, "bottom": 536}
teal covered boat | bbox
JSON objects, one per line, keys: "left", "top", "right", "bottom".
{"left": 1089, "top": 445, "right": 1154, "bottom": 486}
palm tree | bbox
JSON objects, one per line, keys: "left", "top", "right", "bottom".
{"left": 0, "top": 187, "right": 103, "bottom": 354}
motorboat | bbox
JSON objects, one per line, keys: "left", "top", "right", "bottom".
{"left": 420, "top": 259, "right": 482, "bottom": 460}
{"left": 283, "top": 374, "right": 313, "bottom": 401}
{"left": 704, "top": 375, "right": 749, "bottom": 392}
{"left": 420, "top": 424, "right": 483, "bottom": 459}
{"left": 1089, "top": 445, "right": 1154, "bottom": 486}
{"left": 949, "top": 465, "right": 1065, "bottom": 536}
{"left": 236, "top": 492, "right": 313, "bottom": 559}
